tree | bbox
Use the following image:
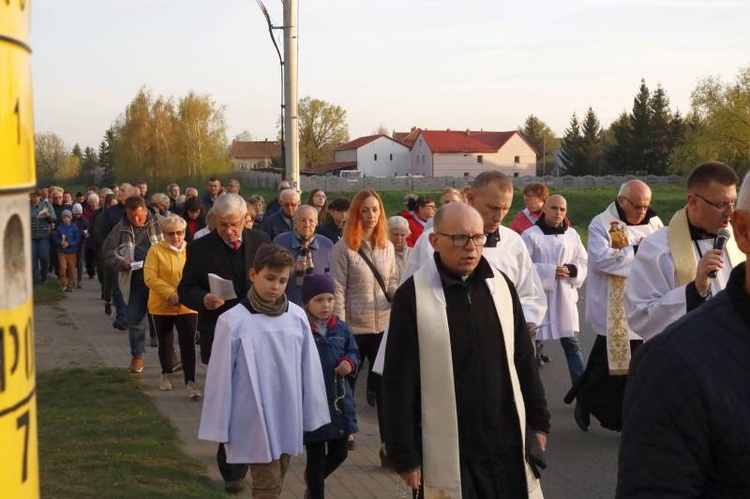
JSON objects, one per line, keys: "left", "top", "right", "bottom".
{"left": 98, "top": 128, "right": 115, "bottom": 185}
{"left": 177, "top": 91, "right": 231, "bottom": 180}
{"left": 629, "top": 79, "right": 652, "bottom": 173}
{"left": 34, "top": 132, "right": 68, "bottom": 183}
{"left": 79, "top": 146, "right": 99, "bottom": 184}
{"left": 519, "top": 115, "right": 559, "bottom": 175}
{"left": 670, "top": 66, "right": 750, "bottom": 174}
{"left": 297, "top": 96, "right": 349, "bottom": 169}
{"left": 602, "top": 112, "right": 632, "bottom": 174}
{"left": 559, "top": 113, "right": 586, "bottom": 175}
{"left": 234, "top": 130, "right": 254, "bottom": 142}
{"left": 372, "top": 124, "right": 390, "bottom": 136}
{"left": 581, "top": 107, "right": 603, "bottom": 174}
{"left": 71, "top": 143, "right": 83, "bottom": 162}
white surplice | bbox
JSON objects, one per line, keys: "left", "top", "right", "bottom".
{"left": 198, "top": 302, "right": 330, "bottom": 464}
{"left": 624, "top": 228, "right": 733, "bottom": 341}
{"left": 522, "top": 225, "right": 588, "bottom": 341}
{"left": 585, "top": 206, "right": 662, "bottom": 340}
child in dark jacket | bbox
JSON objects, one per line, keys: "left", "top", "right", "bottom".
{"left": 52, "top": 210, "right": 80, "bottom": 291}
{"left": 301, "top": 274, "right": 360, "bottom": 499}
{"left": 71, "top": 203, "right": 89, "bottom": 288}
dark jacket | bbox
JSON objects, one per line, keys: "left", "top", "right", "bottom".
{"left": 316, "top": 219, "right": 342, "bottom": 243}
{"left": 200, "top": 193, "right": 217, "bottom": 211}
{"left": 617, "top": 262, "right": 750, "bottom": 498}
{"left": 382, "top": 254, "right": 550, "bottom": 474}
{"left": 30, "top": 199, "right": 55, "bottom": 239}
{"left": 177, "top": 228, "right": 270, "bottom": 363}
{"left": 260, "top": 210, "right": 293, "bottom": 240}
{"left": 272, "top": 232, "right": 334, "bottom": 305}
{"left": 304, "top": 315, "right": 360, "bottom": 444}
{"left": 52, "top": 223, "right": 80, "bottom": 254}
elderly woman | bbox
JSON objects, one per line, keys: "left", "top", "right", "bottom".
{"left": 150, "top": 193, "right": 171, "bottom": 218}
{"left": 329, "top": 189, "right": 398, "bottom": 464}
{"left": 387, "top": 215, "right": 411, "bottom": 282}
{"left": 144, "top": 214, "right": 201, "bottom": 398}
{"left": 509, "top": 183, "right": 550, "bottom": 234}
{"left": 439, "top": 187, "right": 464, "bottom": 206}
{"left": 306, "top": 188, "right": 328, "bottom": 226}
{"left": 247, "top": 194, "right": 265, "bottom": 225}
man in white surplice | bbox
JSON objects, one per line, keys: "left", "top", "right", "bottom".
{"left": 625, "top": 161, "right": 742, "bottom": 341}
{"left": 382, "top": 203, "right": 549, "bottom": 499}
{"left": 567, "top": 180, "right": 663, "bottom": 433}
{"left": 522, "top": 195, "right": 588, "bottom": 386}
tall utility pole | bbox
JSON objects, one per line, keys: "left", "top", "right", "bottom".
{"left": 283, "top": 0, "right": 299, "bottom": 190}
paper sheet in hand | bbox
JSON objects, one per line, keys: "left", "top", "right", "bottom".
{"left": 130, "top": 261, "right": 144, "bottom": 271}
{"left": 208, "top": 273, "right": 238, "bottom": 300}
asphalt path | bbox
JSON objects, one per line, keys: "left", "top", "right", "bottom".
{"left": 534, "top": 295, "right": 621, "bottom": 499}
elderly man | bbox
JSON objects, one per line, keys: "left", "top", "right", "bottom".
{"left": 383, "top": 202, "right": 549, "bottom": 498}
{"left": 625, "top": 161, "right": 742, "bottom": 341}
{"left": 567, "top": 180, "right": 663, "bottom": 432}
{"left": 522, "top": 195, "right": 588, "bottom": 384}
{"left": 201, "top": 177, "right": 222, "bottom": 210}
{"left": 177, "top": 193, "right": 270, "bottom": 492}
{"left": 260, "top": 188, "right": 300, "bottom": 240}
{"left": 226, "top": 179, "right": 241, "bottom": 195}
{"left": 264, "top": 180, "right": 292, "bottom": 218}
{"left": 184, "top": 187, "right": 198, "bottom": 200}
{"left": 617, "top": 172, "right": 750, "bottom": 497}
{"left": 102, "top": 196, "right": 164, "bottom": 373}
{"left": 273, "top": 205, "right": 334, "bottom": 305}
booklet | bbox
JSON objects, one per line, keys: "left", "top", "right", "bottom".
{"left": 208, "top": 273, "right": 238, "bottom": 300}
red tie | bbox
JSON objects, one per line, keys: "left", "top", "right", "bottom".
{"left": 232, "top": 241, "right": 240, "bottom": 250}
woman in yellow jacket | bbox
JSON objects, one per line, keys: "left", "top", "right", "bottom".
{"left": 144, "top": 213, "right": 201, "bottom": 398}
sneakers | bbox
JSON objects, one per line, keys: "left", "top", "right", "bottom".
{"left": 159, "top": 373, "right": 172, "bottom": 391}
{"left": 187, "top": 381, "right": 202, "bottom": 399}
{"left": 129, "top": 355, "right": 144, "bottom": 374}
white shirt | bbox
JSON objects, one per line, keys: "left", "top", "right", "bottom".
{"left": 198, "top": 302, "right": 330, "bottom": 463}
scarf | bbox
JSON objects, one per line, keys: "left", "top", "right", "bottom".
{"left": 247, "top": 285, "right": 288, "bottom": 317}
{"left": 295, "top": 234, "right": 316, "bottom": 285}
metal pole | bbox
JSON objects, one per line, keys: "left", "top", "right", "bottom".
{"left": 283, "top": 0, "right": 299, "bottom": 189}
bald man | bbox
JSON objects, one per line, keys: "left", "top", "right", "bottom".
{"left": 566, "top": 180, "right": 663, "bottom": 432}
{"left": 522, "top": 195, "right": 588, "bottom": 387}
{"left": 382, "top": 202, "right": 549, "bottom": 498}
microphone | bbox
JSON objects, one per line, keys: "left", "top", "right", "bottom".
{"left": 708, "top": 228, "right": 731, "bottom": 278}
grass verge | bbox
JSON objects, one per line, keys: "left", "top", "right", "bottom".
{"left": 33, "top": 280, "right": 65, "bottom": 305}
{"left": 38, "top": 368, "right": 224, "bottom": 498}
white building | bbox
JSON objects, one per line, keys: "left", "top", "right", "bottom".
{"left": 404, "top": 129, "right": 537, "bottom": 177}
{"left": 303, "top": 134, "right": 410, "bottom": 176}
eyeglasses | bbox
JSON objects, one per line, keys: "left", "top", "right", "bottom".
{"left": 694, "top": 193, "right": 735, "bottom": 212}
{"left": 435, "top": 232, "right": 487, "bottom": 247}
{"left": 165, "top": 231, "right": 185, "bottom": 237}
{"left": 216, "top": 218, "right": 245, "bottom": 231}
{"left": 621, "top": 197, "right": 651, "bottom": 211}
{"left": 282, "top": 202, "right": 300, "bottom": 208}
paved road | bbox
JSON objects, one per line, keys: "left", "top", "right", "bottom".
{"left": 35, "top": 281, "right": 619, "bottom": 498}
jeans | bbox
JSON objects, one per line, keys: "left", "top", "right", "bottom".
{"left": 125, "top": 278, "right": 149, "bottom": 357}
{"left": 152, "top": 314, "right": 198, "bottom": 383}
{"left": 112, "top": 278, "right": 127, "bottom": 323}
{"left": 560, "top": 336, "right": 585, "bottom": 384}
{"left": 31, "top": 237, "right": 50, "bottom": 284}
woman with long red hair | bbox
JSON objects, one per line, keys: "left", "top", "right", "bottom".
{"left": 329, "top": 189, "right": 398, "bottom": 464}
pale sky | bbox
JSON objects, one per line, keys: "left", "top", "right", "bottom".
{"left": 31, "top": 0, "right": 750, "bottom": 150}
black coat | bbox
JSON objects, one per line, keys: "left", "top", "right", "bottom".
{"left": 617, "top": 262, "right": 750, "bottom": 498}
{"left": 178, "top": 229, "right": 270, "bottom": 363}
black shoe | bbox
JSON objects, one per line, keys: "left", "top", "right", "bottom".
{"left": 112, "top": 319, "right": 127, "bottom": 331}
{"left": 366, "top": 390, "right": 377, "bottom": 407}
{"left": 379, "top": 447, "right": 392, "bottom": 469}
{"left": 104, "top": 302, "right": 112, "bottom": 316}
{"left": 574, "top": 401, "right": 590, "bottom": 432}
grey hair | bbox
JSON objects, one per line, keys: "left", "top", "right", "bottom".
{"left": 150, "top": 193, "right": 170, "bottom": 210}
{"left": 212, "top": 193, "right": 247, "bottom": 217}
{"left": 387, "top": 215, "right": 411, "bottom": 235}
{"left": 160, "top": 213, "right": 187, "bottom": 232}
{"left": 87, "top": 192, "right": 100, "bottom": 203}
{"left": 617, "top": 183, "right": 629, "bottom": 197}
{"left": 279, "top": 188, "right": 300, "bottom": 203}
{"left": 98, "top": 187, "right": 113, "bottom": 198}
{"left": 737, "top": 172, "right": 750, "bottom": 212}
{"left": 293, "top": 204, "right": 318, "bottom": 222}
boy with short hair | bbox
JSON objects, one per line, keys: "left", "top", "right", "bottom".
{"left": 71, "top": 203, "right": 89, "bottom": 288}
{"left": 52, "top": 210, "right": 80, "bottom": 292}
{"left": 199, "top": 243, "right": 330, "bottom": 497}
{"left": 300, "top": 273, "right": 359, "bottom": 499}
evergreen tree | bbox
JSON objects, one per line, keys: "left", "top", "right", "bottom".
{"left": 520, "top": 114, "right": 559, "bottom": 175}
{"left": 98, "top": 128, "right": 115, "bottom": 185}
{"left": 603, "top": 112, "right": 632, "bottom": 174}
{"left": 648, "top": 84, "right": 674, "bottom": 174}
{"left": 560, "top": 113, "right": 586, "bottom": 175}
{"left": 581, "top": 107, "right": 603, "bottom": 174}
{"left": 80, "top": 146, "right": 99, "bottom": 184}
{"left": 71, "top": 143, "right": 83, "bottom": 161}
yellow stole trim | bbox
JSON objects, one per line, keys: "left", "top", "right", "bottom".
{"left": 667, "top": 207, "right": 743, "bottom": 286}
{"left": 414, "top": 261, "right": 543, "bottom": 498}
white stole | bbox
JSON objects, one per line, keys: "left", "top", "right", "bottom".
{"left": 414, "top": 260, "right": 543, "bottom": 498}
{"left": 600, "top": 203, "right": 663, "bottom": 374}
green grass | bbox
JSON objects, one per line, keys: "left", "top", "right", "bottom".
{"left": 38, "top": 368, "right": 224, "bottom": 498}
{"left": 33, "top": 280, "right": 66, "bottom": 305}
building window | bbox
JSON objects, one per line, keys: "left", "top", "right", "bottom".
{"left": 422, "top": 154, "right": 426, "bottom": 164}
{"left": 374, "top": 154, "right": 378, "bottom": 161}
{"left": 513, "top": 172, "right": 520, "bottom": 177}
{"left": 514, "top": 155, "right": 520, "bottom": 163}
{"left": 390, "top": 153, "right": 393, "bottom": 161}
{"left": 477, "top": 155, "right": 483, "bottom": 164}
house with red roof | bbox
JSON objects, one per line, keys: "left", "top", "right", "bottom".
{"left": 303, "top": 134, "right": 410, "bottom": 176}
{"left": 407, "top": 129, "right": 537, "bottom": 177}
{"left": 231, "top": 139, "right": 281, "bottom": 171}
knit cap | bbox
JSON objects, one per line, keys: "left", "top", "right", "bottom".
{"left": 301, "top": 273, "right": 336, "bottom": 304}
{"left": 72, "top": 203, "right": 83, "bottom": 214}
{"left": 61, "top": 210, "right": 73, "bottom": 219}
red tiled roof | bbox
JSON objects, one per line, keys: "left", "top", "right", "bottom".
{"left": 334, "top": 135, "right": 382, "bottom": 152}
{"left": 395, "top": 128, "right": 422, "bottom": 147}
{"left": 417, "top": 130, "right": 523, "bottom": 153}
{"left": 231, "top": 140, "right": 281, "bottom": 159}
{"left": 302, "top": 162, "right": 358, "bottom": 175}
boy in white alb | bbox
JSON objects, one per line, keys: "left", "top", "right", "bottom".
{"left": 199, "top": 244, "right": 330, "bottom": 497}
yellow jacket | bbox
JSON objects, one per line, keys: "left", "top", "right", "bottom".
{"left": 144, "top": 241, "right": 197, "bottom": 316}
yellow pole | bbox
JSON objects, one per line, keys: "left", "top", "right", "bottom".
{"left": 0, "top": 1, "right": 40, "bottom": 497}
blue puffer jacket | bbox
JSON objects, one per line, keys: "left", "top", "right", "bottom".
{"left": 304, "top": 315, "right": 360, "bottom": 444}
{"left": 52, "top": 223, "right": 80, "bottom": 254}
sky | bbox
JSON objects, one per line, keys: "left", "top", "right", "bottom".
{"left": 30, "top": 0, "right": 750, "bottom": 150}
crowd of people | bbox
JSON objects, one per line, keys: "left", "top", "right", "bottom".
{"left": 30, "top": 162, "right": 750, "bottom": 497}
